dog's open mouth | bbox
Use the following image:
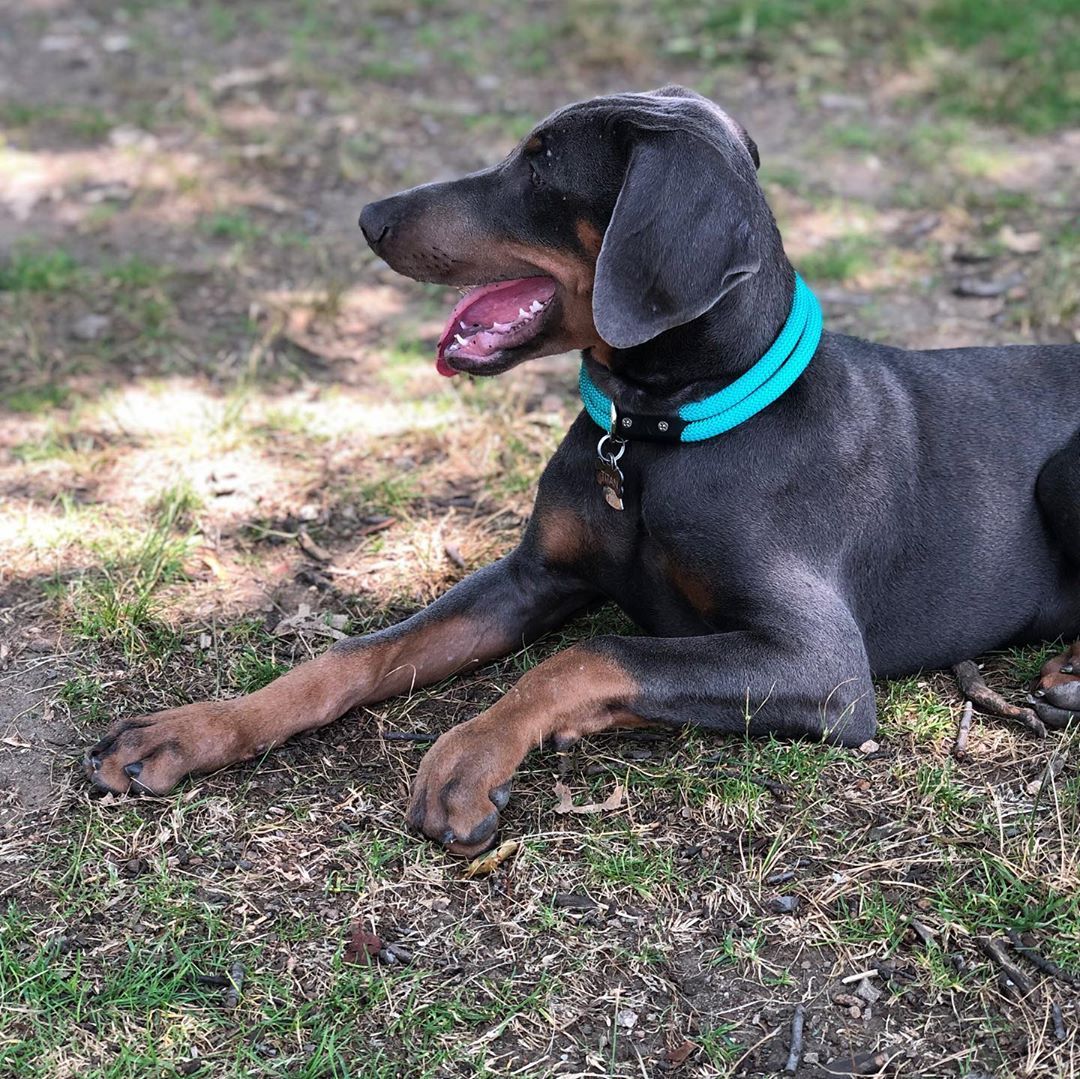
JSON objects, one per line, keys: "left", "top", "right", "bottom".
{"left": 436, "top": 276, "right": 557, "bottom": 376}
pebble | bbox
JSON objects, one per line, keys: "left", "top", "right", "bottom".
{"left": 768, "top": 895, "right": 800, "bottom": 915}
{"left": 71, "top": 313, "right": 111, "bottom": 341}
{"left": 615, "top": 1009, "right": 638, "bottom": 1029}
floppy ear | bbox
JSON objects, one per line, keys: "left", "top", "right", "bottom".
{"left": 593, "top": 131, "right": 761, "bottom": 350}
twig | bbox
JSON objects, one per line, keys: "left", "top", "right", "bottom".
{"left": 1006, "top": 929, "right": 1080, "bottom": 987}
{"left": 841, "top": 968, "right": 879, "bottom": 985}
{"left": 952, "top": 661, "right": 1046, "bottom": 738}
{"left": 784, "top": 1003, "right": 806, "bottom": 1074}
{"left": 382, "top": 731, "right": 438, "bottom": 743}
{"left": 721, "top": 769, "right": 792, "bottom": 800}
{"left": 978, "top": 936, "right": 1035, "bottom": 996}
{"left": 953, "top": 700, "right": 973, "bottom": 758}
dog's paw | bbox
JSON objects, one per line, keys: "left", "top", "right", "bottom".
{"left": 84, "top": 702, "right": 243, "bottom": 795}
{"left": 406, "top": 723, "right": 516, "bottom": 858}
{"left": 1031, "top": 699, "right": 1077, "bottom": 730}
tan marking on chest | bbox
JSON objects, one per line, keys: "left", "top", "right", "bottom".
{"left": 666, "top": 559, "right": 715, "bottom": 615}
{"left": 536, "top": 505, "right": 591, "bottom": 566}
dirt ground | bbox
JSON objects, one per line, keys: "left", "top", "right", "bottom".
{"left": 1, "top": 1, "right": 1079, "bottom": 1077}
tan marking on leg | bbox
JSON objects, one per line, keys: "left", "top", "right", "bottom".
{"left": 1033, "top": 640, "right": 1080, "bottom": 693}
{"left": 408, "top": 646, "right": 645, "bottom": 855}
{"left": 86, "top": 612, "right": 514, "bottom": 795}
{"left": 536, "top": 505, "right": 590, "bottom": 566}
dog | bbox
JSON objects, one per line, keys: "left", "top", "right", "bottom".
{"left": 85, "top": 86, "right": 1080, "bottom": 857}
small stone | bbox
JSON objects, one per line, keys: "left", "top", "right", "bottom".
{"left": 102, "top": 32, "right": 132, "bottom": 52}
{"left": 71, "top": 314, "right": 111, "bottom": 342}
{"left": 857, "top": 739, "right": 879, "bottom": 754}
{"left": 40, "top": 34, "right": 82, "bottom": 52}
{"left": 953, "top": 274, "right": 1024, "bottom": 299}
{"left": 384, "top": 942, "right": 412, "bottom": 964}
{"left": 854, "top": 979, "right": 882, "bottom": 1004}
{"left": 616, "top": 1009, "right": 638, "bottom": 1030}
{"left": 767, "top": 895, "right": 800, "bottom": 915}
{"left": 819, "top": 92, "right": 865, "bottom": 111}
{"left": 553, "top": 893, "right": 600, "bottom": 911}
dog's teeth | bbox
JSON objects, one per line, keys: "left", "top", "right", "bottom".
{"left": 518, "top": 307, "right": 529, "bottom": 319}
{"left": 529, "top": 300, "right": 542, "bottom": 313}
{"left": 459, "top": 321, "right": 468, "bottom": 329}
{"left": 454, "top": 334, "right": 468, "bottom": 346}
{"left": 492, "top": 321, "right": 512, "bottom": 332}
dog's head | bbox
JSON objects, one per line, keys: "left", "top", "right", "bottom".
{"left": 359, "top": 86, "right": 770, "bottom": 377}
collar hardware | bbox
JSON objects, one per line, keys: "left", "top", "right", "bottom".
{"left": 580, "top": 273, "right": 822, "bottom": 445}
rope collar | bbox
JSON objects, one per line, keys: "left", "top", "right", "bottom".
{"left": 579, "top": 274, "right": 821, "bottom": 444}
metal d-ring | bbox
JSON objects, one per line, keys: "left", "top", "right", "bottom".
{"left": 597, "top": 433, "right": 626, "bottom": 467}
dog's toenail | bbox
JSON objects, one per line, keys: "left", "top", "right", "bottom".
{"left": 440, "top": 828, "right": 455, "bottom": 846}
{"left": 1063, "top": 665, "right": 1074, "bottom": 674}
{"left": 124, "top": 761, "right": 143, "bottom": 778}
{"left": 489, "top": 781, "right": 512, "bottom": 809}
{"left": 1034, "top": 689, "right": 1045, "bottom": 697}
{"left": 89, "top": 754, "right": 101, "bottom": 770}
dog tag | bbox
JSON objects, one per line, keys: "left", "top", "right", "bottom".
{"left": 595, "top": 463, "right": 624, "bottom": 511}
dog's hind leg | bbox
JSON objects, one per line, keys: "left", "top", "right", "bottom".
{"left": 1029, "top": 432, "right": 1080, "bottom": 728}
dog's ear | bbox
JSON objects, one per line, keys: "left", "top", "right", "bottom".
{"left": 593, "top": 131, "right": 761, "bottom": 350}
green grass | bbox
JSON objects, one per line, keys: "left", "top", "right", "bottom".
{"left": 0, "top": 102, "right": 113, "bottom": 141}
{"left": 67, "top": 483, "right": 201, "bottom": 657}
{"left": 0, "top": 248, "right": 78, "bottom": 293}
{"left": 927, "top": 0, "right": 1079, "bottom": 132}
{"left": 2, "top": 384, "right": 70, "bottom": 414}
{"left": 199, "top": 211, "right": 265, "bottom": 244}
{"left": 658, "top": 0, "right": 1078, "bottom": 132}
{"left": 59, "top": 674, "right": 108, "bottom": 725}
{"left": 798, "top": 234, "right": 876, "bottom": 283}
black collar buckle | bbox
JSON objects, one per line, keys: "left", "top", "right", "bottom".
{"left": 611, "top": 404, "right": 686, "bottom": 444}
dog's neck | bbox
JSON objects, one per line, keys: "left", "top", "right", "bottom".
{"left": 584, "top": 258, "right": 797, "bottom": 414}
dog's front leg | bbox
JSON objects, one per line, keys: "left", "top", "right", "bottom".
{"left": 408, "top": 607, "right": 876, "bottom": 856}
{"left": 84, "top": 551, "right": 596, "bottom": 796}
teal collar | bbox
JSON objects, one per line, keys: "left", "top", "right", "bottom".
{"left": 579, "top": 274, "right": 822, "bottom": 444}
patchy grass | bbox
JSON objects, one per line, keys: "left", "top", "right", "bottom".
{"left": 64, "top": 484, "right": 201, "bottom": 658}
{"left": 0, "top": 248, "right": 79, "bottom": 293}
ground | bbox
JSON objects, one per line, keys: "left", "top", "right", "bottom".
{"left": 1, "top": 1, "right": 1079, "bottom": 1077}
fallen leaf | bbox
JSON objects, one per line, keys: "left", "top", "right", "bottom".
{"left": 553, "top": 781, "right": 625, "bottom": 815}
{"left": 999, "top": 225, "right": 1042, "bottom": 254}
{"left": 463, "top": 839, "right": 520, "bottom": 878}
{"left": 664, "top": 1039, "right": 697, "bottom": 1066}
{"left": 344, "top": 925, "right": 382, "bottom": 965}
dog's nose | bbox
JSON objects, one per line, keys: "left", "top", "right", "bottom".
{"left": 359, "top": 200, "right": 393, "bottom": 250}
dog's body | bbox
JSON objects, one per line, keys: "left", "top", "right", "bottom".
{"left": 86, "top": 87, "right": 1080, "bottom": 856}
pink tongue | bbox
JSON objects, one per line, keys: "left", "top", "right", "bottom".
{"left": 436, "top": 277, "right": 556, "bottom": 376}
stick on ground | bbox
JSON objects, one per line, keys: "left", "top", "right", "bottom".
{"left": 953, "top": 700, "right": 973, "bottom": 758}
{"left": 978, "top": 936, "right": 1035, "bottom": 997}
{"left": 952, "top": 661, "right": 1046, "bottom": 738}
{"left": 1006, "top": 929, "right": 1080, "bottom": 988}
{"left": 784, "top": 1003, "right": 806, "bottom": 1074}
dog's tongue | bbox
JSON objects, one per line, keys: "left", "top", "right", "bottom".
{"left": 436, "top": 277, "right": 556, "bottom": 376}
